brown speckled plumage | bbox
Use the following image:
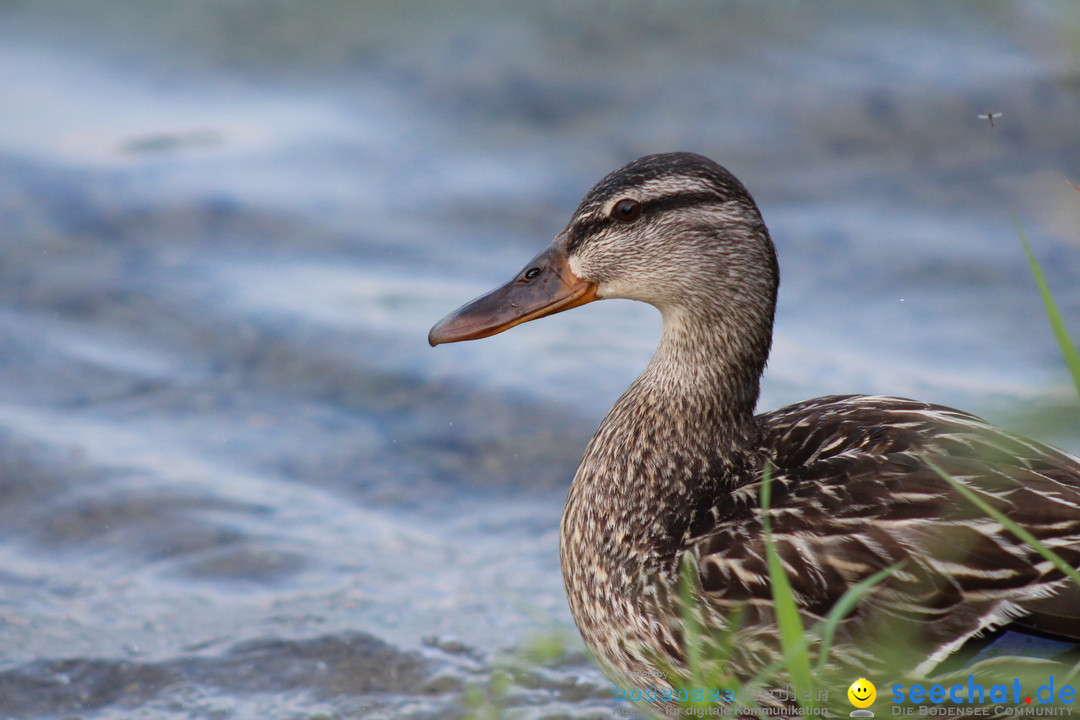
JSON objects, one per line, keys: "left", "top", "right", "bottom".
{"left": 430, "top": 153, "right": 1080, "bottom": 707}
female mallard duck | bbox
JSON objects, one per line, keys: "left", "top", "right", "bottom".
{"left": 429, "top": 153, "right": 1080, "bottom": 703}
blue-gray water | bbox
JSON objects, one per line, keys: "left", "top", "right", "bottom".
{"left": 1, "top": 2, "right": 1079, "bottom": 718}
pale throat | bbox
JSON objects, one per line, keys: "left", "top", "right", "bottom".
{"left": 643, "top": 302, "right": 766, "bottom": 422}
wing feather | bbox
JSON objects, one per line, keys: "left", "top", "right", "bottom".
{"left": 682, "top": 395, "right": 1080, "bottom": 676}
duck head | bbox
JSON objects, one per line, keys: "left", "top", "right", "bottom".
{"left": 428, "top": 152, "right": 778, "bottom": 354}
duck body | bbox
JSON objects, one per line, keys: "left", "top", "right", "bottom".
{"left": 429, "top": 153, "right": 1080, "bottom": 703}
{"left": 565, "top": 392, "right": 1080, "bottom": 690}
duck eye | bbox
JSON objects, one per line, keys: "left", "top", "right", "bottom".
{"left": 611, "top": 198, "right": 641, "bottom": 222}
{"left": 523, "top": 267, "right": 541, "bottom": 280}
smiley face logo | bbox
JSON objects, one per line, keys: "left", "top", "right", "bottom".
{"left": 848, "top": 678, "right": 876, "bottom": 709}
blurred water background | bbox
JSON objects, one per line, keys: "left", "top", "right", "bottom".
{"left": 1, "top": 1, "right": 1079, "bottom": 718}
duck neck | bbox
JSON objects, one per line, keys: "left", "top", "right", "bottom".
{"left": 646, "top": 306, "right": 767, "bottom": 425}
{"left": 561, "top": 307, "right": 768, "bottom": 597}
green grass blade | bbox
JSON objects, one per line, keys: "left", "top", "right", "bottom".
{"left": 814, "top": 564, "right": 899, "bottom": 674}
{"left": 677, "top": 553, "right": 707, "bottom": 691}
{"left": 1014, "top": 213, "right": 1080, "bottom": 397}
{"left": 735, "top": 563, "right": 894, "bottom": 694}
{"left": 927, "top": 456, "right": 1080, "bottom": 588}
{"left": 759, "top": 465, "right": 814, "bottom": 696}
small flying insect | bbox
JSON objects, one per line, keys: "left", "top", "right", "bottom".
{"left": 977, "top": 111, "right": 1003, "bottom": 129}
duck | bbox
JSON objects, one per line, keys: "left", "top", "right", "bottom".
{"left": 428, "top": 152, "right": 1080, "bottom": 709}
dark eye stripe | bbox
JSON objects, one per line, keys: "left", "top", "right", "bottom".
{"left": 566, "top": 191, "right": 729, "bottom": 252}
{"left": 643, "top": 191, "right": 729, "bottom": 216}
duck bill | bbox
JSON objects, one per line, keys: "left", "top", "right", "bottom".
{"left": 428, "top": 245, "right": 597, "bottom": 346}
